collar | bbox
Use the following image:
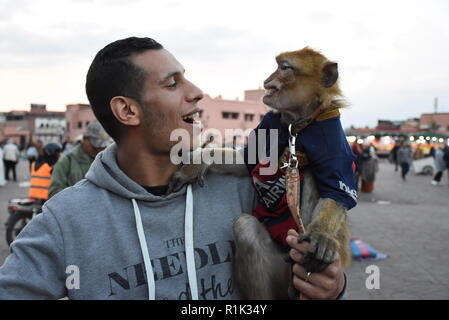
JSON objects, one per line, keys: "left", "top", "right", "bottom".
{"left": 291, "top": 104, "right": 340, "bottom": 135}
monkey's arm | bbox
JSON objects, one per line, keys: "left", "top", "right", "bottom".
{"left": 302, "top": 198, "right": 350, "bottom": 273}
{"left": 168, "top": 148, "right": 249, "bottom": 193}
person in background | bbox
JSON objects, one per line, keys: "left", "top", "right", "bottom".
{"left": 26, "top": 142, "right": 39, "bottom": 172}
{"left": 397, "top": 141, "right": 413, "bottom": 182}
{"left": 29, "top": 143, "right": 62, "bottom": 202}
{"left": 360, "top": 143, "right": 378, "bottom": 193}
{"left": 443, "top": 144, "right": 449, "bottom": 186}
{"left": 62, "top": 139, "right": 75, "bottom": 155}
{"left": 2, "top": 139, "right": 20, "bottom": 182}
{"left": 430, "top": 146, "right": 446, "bottom": 186}
{"left": 48, "top": 121, "right": 111, "bottom": 198}
{"left": 413, "top": 144, "right": 424, "bottom": 160}
{"left": 35, "top": 139, "right": 44, "bottom": 157}
{"left": 389, "top": 140, "right": 400, "bottom": 171}
{"left": 351, "top": 141, "right": 363, "bottom": 189}
{"left": 0, "top": 142, "right": 6, "bottom": 187}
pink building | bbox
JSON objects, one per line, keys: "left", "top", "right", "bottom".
{"left": 198, "top": 89, "right": 268, "bottom": 145}
{"left": 65, "top": 104, "right": 97, "bottom": 142}
{"left": 420, "top": 113, "right": 449, "bottom": 134}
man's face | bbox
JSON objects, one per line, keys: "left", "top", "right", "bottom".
{"left": 83, "top": 137, "right": 105, "bottom": 159}
{"left": 132, "top": 49, "right": 203, "bottom": 154}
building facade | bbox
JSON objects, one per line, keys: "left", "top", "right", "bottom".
{"left": 65, "top": 104, "right": 97, "bottom": 142}
{"left": 0, "top": 104, "right": 65, "bottom": 149}
{"left": 420, "top": 113, "right": 449, "bottom": 134}
{"left": 198, "top": 89, "right": 268, "bottom": 146}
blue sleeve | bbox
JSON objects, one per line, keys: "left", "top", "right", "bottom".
{"left": 298, "top": 118, "right": 358, "bottom": 210}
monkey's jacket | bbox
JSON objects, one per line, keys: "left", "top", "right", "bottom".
{"left": 244, "top": 111, "right": 357, "bottom": 246}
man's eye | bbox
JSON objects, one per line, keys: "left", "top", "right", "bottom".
{"left": 168, "top": 81, "right": 177, "bottom": 88}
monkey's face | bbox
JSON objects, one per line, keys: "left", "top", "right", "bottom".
{"left": 263, "top": 48, "right": 339, "bottom": 114}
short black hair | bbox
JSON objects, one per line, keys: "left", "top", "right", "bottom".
{"left": 85, "top": 37, "right": 163, "bottom": 141}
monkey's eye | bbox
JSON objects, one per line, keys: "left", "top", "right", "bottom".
{"left": 280, "top": 64, "right": 293, "bottom": 71}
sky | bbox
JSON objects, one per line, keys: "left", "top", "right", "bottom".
{"left": 0, "top": 0, "right": 448, "bottom": 129}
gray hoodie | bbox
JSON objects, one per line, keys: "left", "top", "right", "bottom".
{"left": 0, "top": 143, "right": 257, "bottom": 300}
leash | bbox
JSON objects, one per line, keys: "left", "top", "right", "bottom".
{"left": 285, "top": 124, "right": 306, "bottom": 234}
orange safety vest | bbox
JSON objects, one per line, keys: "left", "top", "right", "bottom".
{"left": 29, "top": 162, "right": 52, "bottom": 200}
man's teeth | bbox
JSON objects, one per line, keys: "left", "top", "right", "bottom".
{"left": 182, "top": 111, "right": 199, "bottom": 122}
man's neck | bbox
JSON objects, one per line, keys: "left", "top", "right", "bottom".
{"left": 116, "top": 143, "right": 179, "bottom": 187}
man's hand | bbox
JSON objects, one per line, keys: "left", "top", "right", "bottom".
{"left": 286, "top": 229, "right": 345, "bottom": 300}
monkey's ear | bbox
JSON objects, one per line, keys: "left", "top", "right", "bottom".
{"left": 321, "top": 62, "right": 339, "bottom": 88}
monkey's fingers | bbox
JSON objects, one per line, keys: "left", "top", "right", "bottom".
{"left": 302, "top": 234, "right": 327, "bottom": 273}
{"left": 197, "top": 164, "right": 210, "bottom": 187}
{"left": 297, "top": 233, "right": 311, "bottom": 244}
{"left": 316, "top": 239, "right": 336, "bottom": 266}
{"left": 306, "top": 234, "right": 337, "bottom": 273}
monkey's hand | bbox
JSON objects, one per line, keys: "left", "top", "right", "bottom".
{"left": 168, "top": 148, "right": 249, "bottom": 193}
{"left": 168, "top": 163, "right": 209, "bottom": 193}
{"left": 168, "top": 149, "right": 210, "bottom": 193}
{"left": 301, "top": 198, "right": 347, "bottom": 274}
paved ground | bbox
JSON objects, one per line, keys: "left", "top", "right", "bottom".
{"left": 0, "top": 158, "right": 448, "bottom": 299}
{"left": 345, "top": 159, "right": 449, "bottom": 300}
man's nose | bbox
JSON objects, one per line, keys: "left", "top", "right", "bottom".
{"left": 186, "top": 80, "right": 204, "bottom": 103}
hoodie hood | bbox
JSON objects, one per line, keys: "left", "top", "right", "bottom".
{"left": 85, "top": 143, "right": 187, "bottom": 202}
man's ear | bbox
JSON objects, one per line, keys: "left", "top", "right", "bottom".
{"left": 321, "top": 62, "right": 338, "bottom": 88}
{"left": 110, "top": 96, "right": 142, "bottom": 126}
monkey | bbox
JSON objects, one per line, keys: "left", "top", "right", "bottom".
{"left": 168, "top": 47, "right": 356, "bottom": 299}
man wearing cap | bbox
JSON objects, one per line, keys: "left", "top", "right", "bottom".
{"left": 48, "top": 121, "right": 111, "bottom": 198}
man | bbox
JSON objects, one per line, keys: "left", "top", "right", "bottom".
{"left": 390, "top": 141, "right": 400, "bottom": 171}
{"left": 0, "top": 142, "right": 5, "bottom": 186}
{"left": 48, "top": 121, "right": 111, "bottom": 198}
{"left": 2, "top": 139, "right": 20, "bottom": 182}
{"left": 29, "top": 143, "right": 62, "bottom": 201}
{"left": 431, "top": 146, "right": 447, "bottom": 186}
{"left": 26, "top": 141, "right": 39, "bottom": 172}
{"left": 0, "top": 37, "right": 345, "bottom": 299}
{"left": 398, "top": 141, "right": 413, "bottom": 182}
{"left": 443, "top": 144, "right": 449, "bottom": 185}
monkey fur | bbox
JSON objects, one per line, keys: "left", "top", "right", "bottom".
{"left": 169, "top": 47, "right": 352, "bottom": 299}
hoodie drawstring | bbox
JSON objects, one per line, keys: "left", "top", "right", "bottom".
{"left": 184, "top": 184, "right": 198, "bottom": 300}
{"left": 131, "top": 184, "right": 198, "bottom": 300}
{"left": 132, "top": 198, "right": 156, "bottom": 300}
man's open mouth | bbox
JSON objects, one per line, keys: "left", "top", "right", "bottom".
{"left": 182, "top": 109, "right": 201, "bottom": 124}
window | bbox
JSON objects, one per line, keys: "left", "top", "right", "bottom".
{"left": 260, "top": 115, "right": 264, "bottom": 121}
{"left": 244, "top": 114, "right": 254, "bottom": 122}
{"left": 77, "top": 121, "right": 82, "bottom": 129}
{"left": 85, "top": 121, "right": 90, "bottom": 127}
{"left": 222, "top": 112, "right": 239, "bottom": 119}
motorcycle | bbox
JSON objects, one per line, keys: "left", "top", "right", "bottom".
{"left": 5, "top": 198, "right": 43, "bottom": 246}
